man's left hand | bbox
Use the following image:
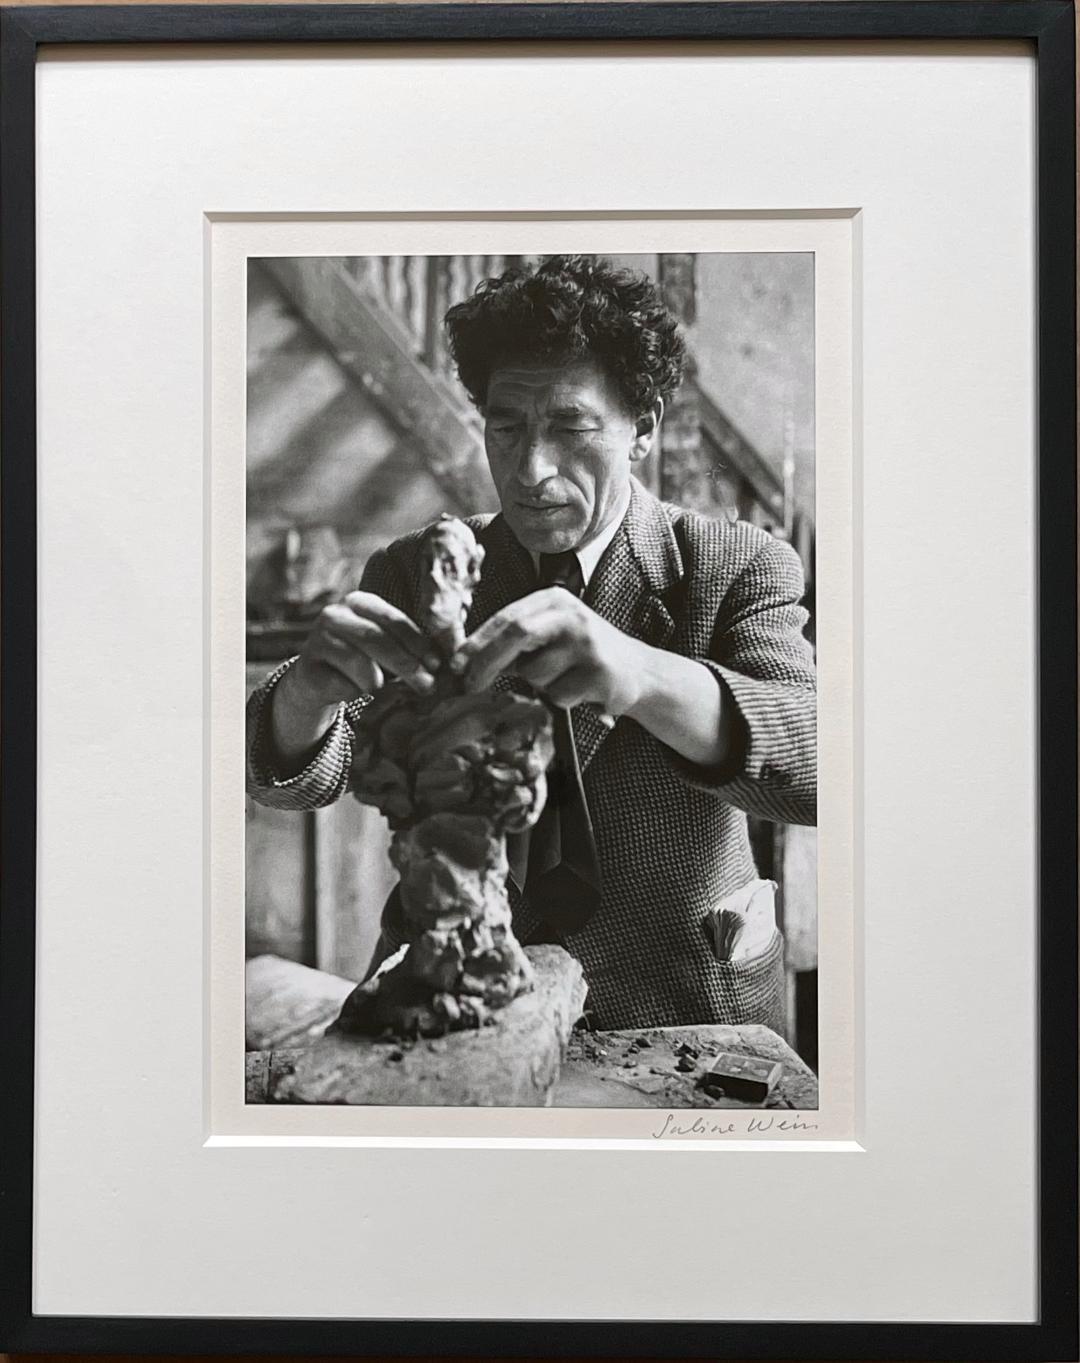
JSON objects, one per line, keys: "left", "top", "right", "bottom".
{"left": 450, "top": 588, "right": 645, "bottom": 713}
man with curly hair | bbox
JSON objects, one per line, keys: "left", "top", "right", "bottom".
{"left": 247, "top": 256, "right": 816, "bottom": 1033}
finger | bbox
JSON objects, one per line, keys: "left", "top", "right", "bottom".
{"left": 515, "top": 645, "right": 579, "bottom": 692}
{"left": 461, "top": 608, "right": 570, "bottom": 692}
{"left": 366, "top": 659, "right": 385, "bottom": 693}
{"left": 343, "top": 593, "right": 441, "bottom": 671}
{"left": 327, "top": 654, "right": 385, "bottom": 697}
{"left": 323, "top": 611, "right": 436, "bottom": 691}
{"left": 545, "top": 666, "right": 596, "bottom": 710}
{"left": 305, "top": 644, "right": 382, "bottom": 700}
{"left": 325, "top": 613, "right": 433, "bottom": 686}
{"left": 454, "top": 589, "right": 564, "bottom": 661}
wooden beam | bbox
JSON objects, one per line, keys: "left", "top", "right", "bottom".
{"left": 262, "top": 257, "right": 488, "bottom": 509}
{"left": 694, "top": 381, "right": 787, "bottom": 520}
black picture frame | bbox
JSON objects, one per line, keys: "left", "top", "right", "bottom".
{"left": 1, "top": 3, "right": 1076, "bottom": 1357}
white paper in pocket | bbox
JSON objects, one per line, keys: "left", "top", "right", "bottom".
{"left": 703, "top": 878, "right": 778, "bottom": 962}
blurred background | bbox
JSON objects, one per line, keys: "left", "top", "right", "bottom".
{"left": 245, "top": 252, "right": 819, "bottom": 1066}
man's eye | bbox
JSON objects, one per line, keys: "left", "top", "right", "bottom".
{"left": 558, "top": 425, "right": 596, "bottom": 434}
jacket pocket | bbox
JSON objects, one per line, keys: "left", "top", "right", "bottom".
{"left": 707, "top": 927, "right": 786, "bottom": 1032}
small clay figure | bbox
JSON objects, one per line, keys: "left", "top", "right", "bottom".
{"left": 416, "top": 514, "right": 484, "bottom": 658}
{"left": 332, "top": 517, "right": 553, "bottom": 1038}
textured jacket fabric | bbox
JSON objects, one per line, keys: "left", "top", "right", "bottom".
{"left": 246, "top": 480, "right": 817, "bottom": 1030}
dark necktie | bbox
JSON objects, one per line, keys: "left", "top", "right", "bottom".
{"left": 514, "top": 550, "right": 603, "bottom": 936}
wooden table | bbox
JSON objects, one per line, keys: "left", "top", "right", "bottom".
{"left": 245, "top": 954, "right": 818, "bottom": 1110}
{"left": 557, "top": 1023, "right": 817, "bottom": 1109}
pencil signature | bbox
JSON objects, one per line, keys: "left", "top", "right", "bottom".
{"left": 651, "top": 1111, "right": 820, "bottom": 1139}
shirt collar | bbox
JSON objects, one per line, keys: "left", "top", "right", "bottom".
{"left": 526, "top": 483, "right": 631, "bottom": 587}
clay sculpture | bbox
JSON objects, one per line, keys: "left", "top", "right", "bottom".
{"left": 332, "top": 516, "right": 553, "bottom": 1037}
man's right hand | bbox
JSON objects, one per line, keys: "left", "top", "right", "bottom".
{"left": 269, "top": 592, "right": 440, "bottom": 767}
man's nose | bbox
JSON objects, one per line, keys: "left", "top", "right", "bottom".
{"left": 516, "top": 434, "right": 560, "bottom": 488}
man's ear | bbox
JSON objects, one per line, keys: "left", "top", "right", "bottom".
{"left": 630, "top": 399, "right": 664, "bottom": 463}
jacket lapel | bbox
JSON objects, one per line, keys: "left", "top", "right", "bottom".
{"left": 466, "top": 514, "right": 536, "bottom": 630}
{"left": 574, "top": 479, "right": 683, "bottom": 773}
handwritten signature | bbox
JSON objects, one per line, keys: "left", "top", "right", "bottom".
{"left": 651, "top": 1111, "right": 820, "bottom": 1139}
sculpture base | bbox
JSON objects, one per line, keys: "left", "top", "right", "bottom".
{"left": 330, "top": 923, "right": 534, "bottom": 1039}
{"left": 264, "top": 945, "right": 587, "bottom": 1107}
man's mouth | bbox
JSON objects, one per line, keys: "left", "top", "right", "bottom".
{"left": 516, "top": 501, "right": 570, "bottom": 516}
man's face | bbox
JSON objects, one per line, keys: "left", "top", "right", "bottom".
{"left": 482, "top": 359, "right": 651, "bottom": 555}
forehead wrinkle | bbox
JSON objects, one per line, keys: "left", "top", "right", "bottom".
{"left": 486, "top": 371, "right": 609, "bottom": 419}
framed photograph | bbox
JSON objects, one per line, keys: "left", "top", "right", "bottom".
{"left": 2, "top": 2, "right": 1076, "bottom": 1356}
{"left": 230, "top": 228, "right": 846, "bottom": 1136}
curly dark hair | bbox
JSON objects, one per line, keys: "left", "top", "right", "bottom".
{"left": 443, "top": 255, "right": 688, "bottom": 416}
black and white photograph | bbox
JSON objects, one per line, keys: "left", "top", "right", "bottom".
{"left": 243, "top": 250, "right": 819, "bottom": 1111}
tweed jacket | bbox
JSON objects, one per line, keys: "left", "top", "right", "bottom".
{"left": 246, "top": 480, "right": 817, "bottom": 1030}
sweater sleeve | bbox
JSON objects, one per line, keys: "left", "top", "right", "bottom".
{"left": 670, "top": 534, "right": 817, "bottom": 826}
{"left": 244, "top": 546, "right": 413, "bottom": 811}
